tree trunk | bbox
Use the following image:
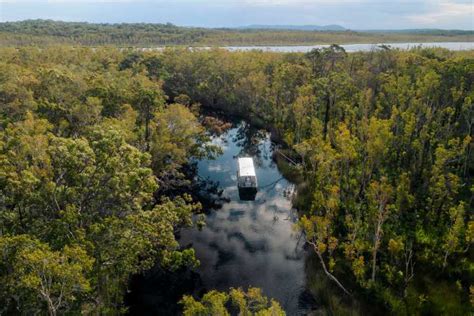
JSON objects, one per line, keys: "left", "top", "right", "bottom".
{"left": 323, "top": 94, "right": 331, "bottom": 140}
{"left": 144, "top": 106, "right": 150, "bottom": 152}
{"left": 371, "top": 220, "right": 382, "bottom": 282}
{"left": 443, "top": 250, "right": 449, "bottom": 269}
{"left": 47, "top": 302, "right": 57, "bottom": 316}
{"left": 311, "top": 242, "right": 351, "bottom": 296}
{"left": 371, "top": 242, "right": 378, "bottom": 282}
{"left": 404, "top": 247, "right": 414, "bottom": 298}
{"left": 41, "top": 292, "right": 57, "bottom": 316}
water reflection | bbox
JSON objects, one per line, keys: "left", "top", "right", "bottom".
{"left": 232, "top": 121, "right": 269, "bottom": 165}
{"left": 179, "top": 121, "right": 309, "bottom": 314}
{"left": 126, "top": 120, "right": 313, "bottom": 315}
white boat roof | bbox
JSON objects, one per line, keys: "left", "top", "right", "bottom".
{"left": 238, "top": 157, "right": 256, "bottom": 177}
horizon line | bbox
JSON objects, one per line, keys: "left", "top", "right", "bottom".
{"left": 1, "top": 19, "right": 473, "bottom": 32}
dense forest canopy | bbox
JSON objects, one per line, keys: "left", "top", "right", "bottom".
{"left": 0, "top": 45, "right": 473, "bottom": 315}
{"left": 0, "top": 20, "right": 473, "bottom": 47}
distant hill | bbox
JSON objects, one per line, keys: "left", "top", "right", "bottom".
{"left": 239, "top": 24, "right": 346, "bottom": 31}
{"left": 361, "top": 29, "right": 473, "bottom": 35}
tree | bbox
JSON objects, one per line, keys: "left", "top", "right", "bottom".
{"left": 0, "top": 115, "right": 202, "bottom": 313}
{"left": 306, "top": 45, "right": 349, "bottom": 140}
{"left": 0, "top": 117, "right": 158, "bottom": 236}
{"left": 181, "top": 287, "right": 285, "bottom": 316}
{"left": 87, "top": 195, "right": 200, "bottom": 311}
{"left": 1, "top": 45, "right": 472, "bottom": 315}
{"left": 0, "top": 62, "right": 38, "bottom": 125}
{"left": 34, "top": 66, "right": 88, "bottom": 136}
{"left": 131, "top": 73, "right": 166, "bottom": 150}
{"left": 150, "top": 103, "right": 220, "bottom": 190}
{"left": 367, "top": 177, "right": 394, "bottom": 282}
{"left": 0, "top": 235, "right": 93, "bottom": 316}
{"left": 295, "top": 126, "right": 351, "bottom": 296}
{"left": 441, "top": 202, "right": 467, "bottom": 269}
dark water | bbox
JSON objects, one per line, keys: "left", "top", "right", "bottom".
{"left": 127, "top": 121, "right": 312, "bottom": 315}
{"left": 179, "top": 121, "right": 308, "bottom": 314}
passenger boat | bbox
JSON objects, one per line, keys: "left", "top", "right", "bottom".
{"left": 237, "top": 157, "right": 257, "bottom": 200}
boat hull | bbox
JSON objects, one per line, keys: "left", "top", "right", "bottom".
{"left": 238, "top": 187, "right": 257, "bottom": 201}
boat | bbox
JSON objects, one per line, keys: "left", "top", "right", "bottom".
{"left": 237, "top": 157, "right": 257, "bottom": 200}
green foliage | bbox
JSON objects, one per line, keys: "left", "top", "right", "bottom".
{"left": 149, "top": 45, "right": 472, "bottom": 312}
{"left": 0, "top": 20, "right": 473, "bottom": 47}
{"left": 0, "top": 235, "right": 93, "bottom": 315}
{"left": 181, "top": 287, "right": 285, "bottom": 316}
{"left": 0, "top": 116, "right": 203, "bottom": 312}
{"left": 0, "top": 47, "right": 210, "bottom": 314}
{"left": 151, "top": 103, "right": 220, "bottom": 177}
{"left": 0, "top": 44, "right": 472, "bottom": 314}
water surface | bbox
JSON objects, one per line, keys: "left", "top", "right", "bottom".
{"left": 178, "top": 121, "right": 308, "bottom": 314}
{"left": 224, "top": 42, "right": 473, "bottom": 52}
{"left": 126, "top": 120, "right": 311, "bottom": 315}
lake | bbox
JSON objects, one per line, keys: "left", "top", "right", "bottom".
{"left": 141, "top": 42, "right": 473, "bottom": 53}
{"left": 224, "top": 42, "right": 474, "bottom": 52}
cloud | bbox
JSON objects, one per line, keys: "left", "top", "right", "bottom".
{"left": 241, "top": 0, "right": 370, "bottom": 6}
{"left": 0, "top": 0, "right": 135, "bottom": 2}
{"left": 407, "top": 0, "right": 473, "bottom": 25}
{"left": 0, "top": 0, "right": 471, "bottom": 29}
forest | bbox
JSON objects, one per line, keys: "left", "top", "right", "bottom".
{"left": 0, "top": 45, "right": 473, "bottom": 315}
{"left": 0, "top": 20, "right": 473, "bottom": 47}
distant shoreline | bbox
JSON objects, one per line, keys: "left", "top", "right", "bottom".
{"left": 1, "top": 20, "right": 472, "bottom": 47}
{"left": 133, "top": 42, "right": 474, "bottom": 52}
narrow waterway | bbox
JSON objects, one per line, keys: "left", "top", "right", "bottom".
{"left": 126, "top": 120, "right": 314, "bottom": 315}
{"left": 179, "top": 121, "right": 308, "bottom": 314}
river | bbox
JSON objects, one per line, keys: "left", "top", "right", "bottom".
{"left": 179, "top": 121, "right": 308, "bottom": 314}
{"left": 126, "top": 120, "right": 317, "bottom": 315}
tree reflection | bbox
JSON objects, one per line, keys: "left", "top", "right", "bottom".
{"left": 154, "top": 161, "right": 229, "bottom": 210}
{"left": 232, "top": 120, "right": 272, "bottom": 168}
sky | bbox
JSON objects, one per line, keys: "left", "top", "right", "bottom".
{"left": 0, "top": 0, "right": 473, "bottom": 30}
